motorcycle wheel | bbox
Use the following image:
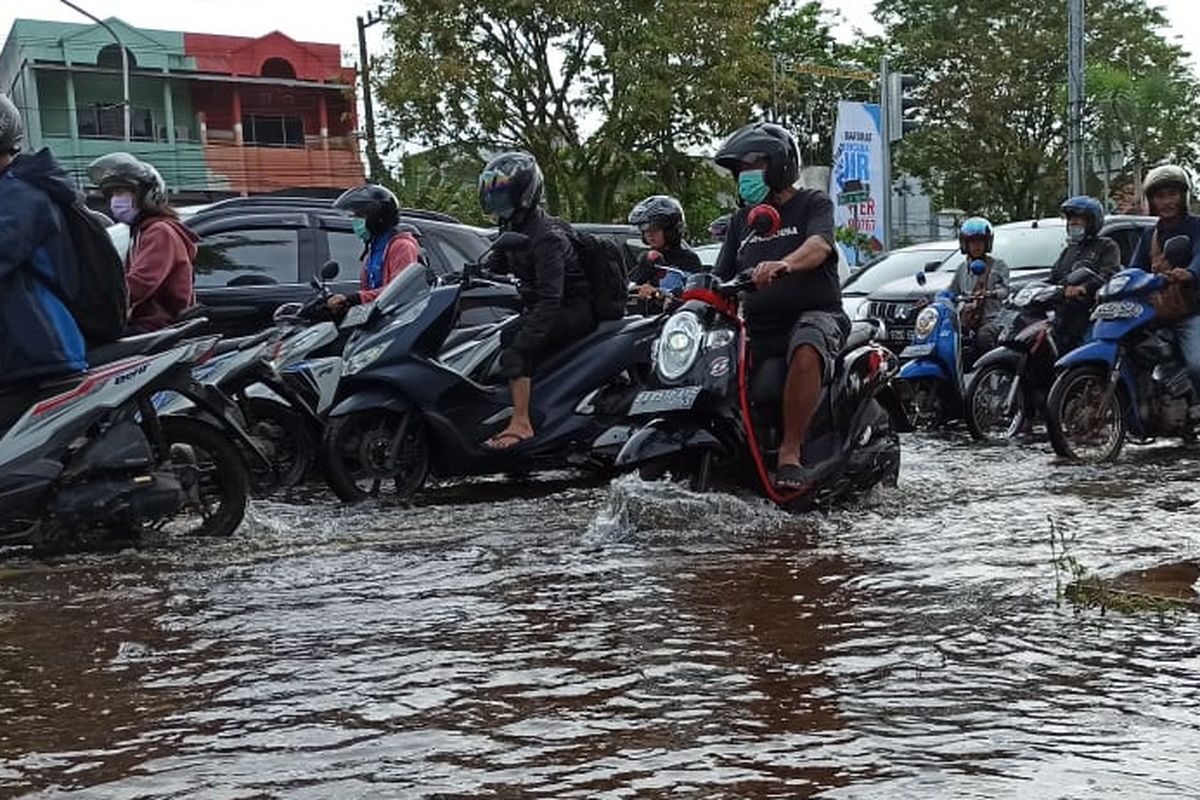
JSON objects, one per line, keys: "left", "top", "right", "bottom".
{"left": 158, "top": 417, "right": 249, "bottom": 537}
{"left": 244, "top": 397, "right": 316, "bottom": 491}
{"left": 323, "top": 409, "right": 429, "bottom": 503}
{"left": 965, "top": 364, "right": 1025, "bottom": 443}
{"left": 1046, "top": 366, "right": 1126, "bottom": 462}
{"left": 899, "top": 378, "right": 946, "bottom": 430}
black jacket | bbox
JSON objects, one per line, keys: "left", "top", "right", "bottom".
{"left": 486, "top": 208, "right": 591, "bottom": 353}
{"left": 1049, "top": 235, "right": 1121, "bottom": 285}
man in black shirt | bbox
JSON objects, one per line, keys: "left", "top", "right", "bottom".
{"left": 713, "top": 122, "right": 848, "bottom": 490}
{"left": 627, "top": 194, "right": 702, "bottom": 306}
{"left": 478, "top": 151, "right": 597, "bottom": 449}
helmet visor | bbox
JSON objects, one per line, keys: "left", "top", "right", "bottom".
{"left": 479, "top": 170, "right": 517, "bottom": 219}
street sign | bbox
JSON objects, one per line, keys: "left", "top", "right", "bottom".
{"left": 838, "top": 190, "right": 870, "bottom": 206}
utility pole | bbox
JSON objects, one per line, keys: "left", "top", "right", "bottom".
{"left": 1067, "top": 0, "right": 1086, "bottom": 196}
{"left": 61, "top": 0, "right": 129, "bottom": 142}
{"left": 357, "top": 7, "right": 386, "bottom": 182}
{"left": 879, "top": 56, "right": 893, "bottom": 251}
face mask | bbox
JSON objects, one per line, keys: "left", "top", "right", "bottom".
{"left": 109, "top": 194, "right": 137, "bottom": 225}
{"left": 738, "top": 170, "right": 770, "bottom": 205}
{"left": 352, "top": 217, "right": 371, "bottom": 243}
{"left": 1067, "top": 223, "right": 1086, "bottom": 244}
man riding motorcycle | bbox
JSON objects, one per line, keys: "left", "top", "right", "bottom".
{"left": 628, "top": 194, "right": 702, "bottom": 305}
{"left": 0, "top": 93, "right": 87, "bottom": 390}
{"left": 712, "top": 121, "right": 846, "bottom": 490}
{"left": 1049, "top": 196, "right": 1120, "bottom": 347}
{"left": 326, "top": 183, "right": 422, "bottom": 314}
{"left": 948, "top": 216, "right": 1010, "bottom": 367}
{"left": 1129, "top": 164, "right": 1200, "bottom": 395}
{"left": 477, "top": 151, "right": 598, "bottom": 450}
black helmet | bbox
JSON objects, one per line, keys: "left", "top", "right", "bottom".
{"left": 87, "top": 151, "right": 169, "bottom": 211}
{"left": 628, "top": 195, "right": 685, "bottom": 245}
{"left": 714, "top": 122, "right": 800, "bottom": 192}
{"left": 478, "top": 151, "right": 543, "bottom": 223}
{"left": 0, "top": 93, "right": 24, "bottom": 154}
{"left": 333, "top": 183, "right": 401, "bottom": 236}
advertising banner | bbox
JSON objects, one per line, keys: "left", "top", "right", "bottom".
{"left": 829, "top": 101, "right": 885, "bottom": 266}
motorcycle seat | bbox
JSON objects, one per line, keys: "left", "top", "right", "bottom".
{"left": 210, "top": 329, "right": 276, "bottom": 357}
{"left": 87, "top": 318, "right": 209, "bottom": 368}
{"left": 532, "top": 316, "right": 653, "bottom": 377}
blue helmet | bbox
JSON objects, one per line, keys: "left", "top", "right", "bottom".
{"left": 958, "top": 216, "right": 993, "bottom": 254}
{"left": 1060, "top": 195, "right": 1104, "bottom": 237}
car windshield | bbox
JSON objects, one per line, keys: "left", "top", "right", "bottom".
{"left": 374, "top": 263, "right": 432, "bottom": 314}
{"left": 991, "top": 225, "right": 1067, "bottom": 269}
{"left": 842, "top": 247, "right": 955, "bottom": 294}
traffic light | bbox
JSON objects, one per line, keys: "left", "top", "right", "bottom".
{"left": 887, "top": 73, "right": 921, "bottom": 142}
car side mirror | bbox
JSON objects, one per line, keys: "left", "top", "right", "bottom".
{"left": 1164, "top": 235, "right": 1193, "bottom": 269}
{"left": 320, "top": 260, "right": 340, "bottom": 280}
{"left": 924, "top": 260, "right": 941, "bottom": 272}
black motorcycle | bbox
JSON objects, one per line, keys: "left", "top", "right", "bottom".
{"left": 615, "top": 205, "right": 904, "bottom": 510}
{"left": 320, "top": 232, "right": 662, "bottom": 502}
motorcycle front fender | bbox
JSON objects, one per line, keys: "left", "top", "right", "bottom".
{"left": 614, "top": 420, "right": 724, "bottom": 469}
{"left": 327, "top": 386, "right": 410, "bottom": 418}
{"left": 174, "top": 381, "right": 272, "bottom": 470}
{"left": 898, "top": 359, "right": 951, "bottom": 383}
{"left": 876, "top": 382, "right": 915, "bottom": 433}
{"left": 972, "top": 345, "right": 1023, "bottom": 373}
{"left": 1055, "top": 339, "right": 1118, "bottom": 371}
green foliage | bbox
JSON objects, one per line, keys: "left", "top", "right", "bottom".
{"left": 876, "top": 0, "right": 1200, "bottom": 222}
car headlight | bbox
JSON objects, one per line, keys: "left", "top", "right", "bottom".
{"left": 344, "top": 343, "right": 387, "bottom": 376}
{"left": 914, "top": 306, "right": 940, "bottom": 340}
{"left": 657, "top": 311, "right": 703, "bottom": 381}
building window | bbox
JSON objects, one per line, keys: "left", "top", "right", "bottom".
{"left": 77, "top": 104, "right": 156, "bottom": 141}
{"left": 242, "top": 114, "right": 305, "bottom": 148}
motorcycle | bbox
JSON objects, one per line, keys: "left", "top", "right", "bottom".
{"left": 1047, "top": 235, "right": 1200, "bottom": 462}
{"left": 964, "top": 266, "right": 1103, "bottom": 442}
{"left": 320, "top": 232, "right": 662, "bottom": 502}
{"left": 614, "top": 204, "right": 903, "bottom": 509}
{"left": 0, "top": 321, "right": 256, "bottom": 552}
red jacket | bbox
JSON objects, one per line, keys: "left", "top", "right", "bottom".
{"left": 356, "top": 232, "right": 421, "bottom": 305}
{"left": 126, "top": 215, "right": 197, "bottom": 332}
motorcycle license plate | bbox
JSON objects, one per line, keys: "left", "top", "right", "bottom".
{"left": 900, "top": 343, "right": 935, "bottom": 358}
{"left": 630, "top": 386, "right": 703, "bottom": 415}
{"left": 342, "top": 302, "right": 375, "bottom": 329}
{"left": 1091, "top": 301, "right": 1142, "bottom": 321}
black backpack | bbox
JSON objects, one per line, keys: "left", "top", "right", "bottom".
{"left": 57, "top": 203, "right": 129, "bottom": 344}
{"left": 569, "top": 229, "right": 630, "bottom": 321}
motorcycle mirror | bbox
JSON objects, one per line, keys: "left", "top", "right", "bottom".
{"left": 916, "top": 271, "right": 928, "bottom": 286}
{"left": 1164, "top": 235, "right": 1193, "bottom": 269}
{"left": 493, "top": 231, "right": 530, "bottom": 251}
{"left": 745, "top": 204, "right": 782, "bottom": 239}
{"left": 969, "top": 258, "right": 988, "bottom": 276}
{"left": 320, "top": 260, "right": 340, "bottom": 280}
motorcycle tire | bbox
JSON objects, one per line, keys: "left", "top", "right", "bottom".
{"left": 965, "top": 364, "right": 1025, "bottom": 443}
{"left": 1046, "top": 366, "right": 1126, "bottom": 462}
{"left": 322, "top": 409, "right": 429, "bottom": 503}
{"left": 159, "top": 417, "right": 249, "bottom": 537}
{"left": 899, "top": 378, "right": 948, "bottom": 431}
{"left": 244, "top": 397, "right": 316, "bottom": 491}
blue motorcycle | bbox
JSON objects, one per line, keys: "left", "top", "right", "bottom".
{"left": 1046, "top": 236, "right": 1198, "bottom": 462}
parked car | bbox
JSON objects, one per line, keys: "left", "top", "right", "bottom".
{"left": 860, "top": 215, "right": 1155, "bottom": 353}
{"left": 840, "top": 240, "right": 958, "bottom": 320}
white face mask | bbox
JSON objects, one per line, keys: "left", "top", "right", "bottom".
{"left": 1067, "top": 223, "right": 1086, "bottom": 244}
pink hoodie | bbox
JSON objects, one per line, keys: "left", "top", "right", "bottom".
{"left": 126, "top": 215, "right": 197, "bottom": 333}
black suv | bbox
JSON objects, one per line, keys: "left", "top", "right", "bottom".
{"left": 861, "top": 215, "right": 1156, "bottom": 353}
{"left": 181, "top": 197, "right": 512, "bottom": 337}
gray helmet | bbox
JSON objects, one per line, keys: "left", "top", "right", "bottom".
{"left": 0, "top": 93, "right": 22, "bottom": 154}
{"left": 1144, "top": 164, "right": 1191, "bottom": 213}
{"left": 87, "top": 151, "right": 169, "bottom": 211}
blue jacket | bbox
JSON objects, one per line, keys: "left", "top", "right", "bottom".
{"left": 0, "top": 149, "right": 87, "bottom": 386}
{"left": 1129, "top": 214, "right": 1200, "bottom": 278}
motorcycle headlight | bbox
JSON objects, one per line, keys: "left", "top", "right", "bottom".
{"left": 914, "top": 306, "right": 940, "bottom": 340}
{"left": 657, "top": 311, "right": 703, "bottom": 381}
{"left": 344, "top": 343, "right": 387, "bottom": 376}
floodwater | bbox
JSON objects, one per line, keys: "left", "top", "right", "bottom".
{"left": 3, "top": 436, "right": 1200, "bottom": 798}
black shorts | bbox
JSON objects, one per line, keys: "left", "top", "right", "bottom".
{"left": 498, "top": 304, "right": 597, "bottom": 379}
{"left": 750, "top": 309, "right": 851, "bottom": 383}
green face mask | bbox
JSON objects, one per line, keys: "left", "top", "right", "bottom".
{"left": 738, "top": 169, "right": 770, "bottom": 204}
{"left": 352, "top": 217, "right": 371, "bottom": 243}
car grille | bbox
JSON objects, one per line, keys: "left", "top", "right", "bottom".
{"left": 865, "top": 300, "right": 919, "bottom": 325}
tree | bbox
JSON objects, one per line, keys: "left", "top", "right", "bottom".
{"left": 874, "top": 0, "right": 1200, "bottom": 221}
{"left": 376, "top": 0, "right": 771, "bottom": 223}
